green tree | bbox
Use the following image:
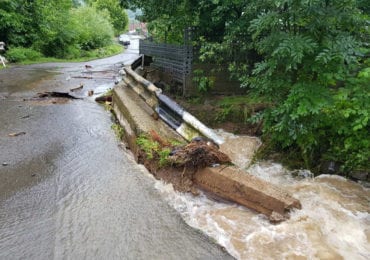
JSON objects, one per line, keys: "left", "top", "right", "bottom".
{"left": 1, "top": 0, "right": 118, "bottom": 59}
{"left": 70, "top": 6, "right": 114, "bottom": 50}
{"left": 32, "top": 0, "right": 77, "bottom": 57}
{"left": 124, "top": 0, "right": 370, "bottom": 173}
{"left": 0, "top": 0, "right": 39, "bottom": 46}
{"left": 244, "top": 1, "right": 369, "bottom": 170}
{"left": 88, "top": 0, "right": 129, "bottom": 35}
{"left": 120, "top": 0, "right": 196, "bottom": 43}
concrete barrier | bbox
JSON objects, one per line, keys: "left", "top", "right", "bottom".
{"left": 124, "top": 65, "right": 224, "bottom": 145}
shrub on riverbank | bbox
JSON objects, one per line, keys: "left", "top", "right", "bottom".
{"left": 5, "top": 44, "right": 123, "bottom": 65}
{"left": 5, "top": 47, "right": 42, "bottom": 63}
{"left": 0, "top": 1, "right": 127, "bottom": 62}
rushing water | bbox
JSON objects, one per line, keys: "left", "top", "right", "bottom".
{"left": 154, "top": 132, "right": 370, "bottom": 259}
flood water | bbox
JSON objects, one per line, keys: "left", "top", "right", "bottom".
{"left": 0, "top": 41, "right": 231, "bottom": 259}
{"left": 156, "top": 132, "right": 370, "bottom": 259}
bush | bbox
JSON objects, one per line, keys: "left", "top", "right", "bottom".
{"left": 5, "top": 47, "right": 43, "bottom": 62}
{"left": 90, "top": 0, "right": 129, "bottom": 35}
{"left": 29, "top": 6, "right": 114, "bottom": 58}
{"left": 70, "top": 6, "right": 114, "bottom": 51}
{"left": 326, "top": 73, "right": 370, "bottom": 172}
{"left": 243, "top": 1, "right": 369, "bottom": 173}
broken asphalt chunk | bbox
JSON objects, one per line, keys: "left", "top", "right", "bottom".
{"left": 8, "top": 132, "right": 26, "bottom": 137}
{"left": 36, "top": 91, "right": 81, "bottom": 99}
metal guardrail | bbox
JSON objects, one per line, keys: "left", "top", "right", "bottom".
{"left": 123, "top": 58, "right": 224, "bottom": 145}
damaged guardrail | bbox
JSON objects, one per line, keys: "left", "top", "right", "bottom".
{"left": 117, "top": 56, "right": 302, "bottom": 223}
{"left": 123, "top": 63, "right": 224, "bottom": 145}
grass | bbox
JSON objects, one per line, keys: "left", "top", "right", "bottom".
{"left": 8, "top": 43, "right": 123, "bottom": 66}
{"left": 136, "top": 134, "right": 175, "bottom": 168}
{"left": 111, "top": 123, "right": 125, "bottom": 140}
{"left": 136, "top": 135, "right": 160, "bottom": 160}
{"left": 213, "top": 95, "right": 272, "bottom": 123}
{"left": 215, "top": 95, "right": 268, "bottom": 107}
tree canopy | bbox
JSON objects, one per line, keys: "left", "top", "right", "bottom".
{"left": 88, "top": 0, "right": 129, "bottom": 35}
{"left": 0, "top": 0, "right": 128, "bottom": 59}
{"left": 127, "top": 0, "right": 370, "bottom": 173}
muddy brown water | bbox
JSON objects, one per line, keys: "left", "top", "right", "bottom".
{"left": 0, "top": 43, "right": 231, "bottom": 259}
{"left": 156, "top": 131, "right": 370, "bottom": 259}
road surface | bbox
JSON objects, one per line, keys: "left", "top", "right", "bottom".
{"left": 0, "top": 38, "right": 232, "bottom": 259}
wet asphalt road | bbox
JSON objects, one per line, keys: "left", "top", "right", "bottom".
{"left": 0, "top": 39, "right": 232, "bottom": 259}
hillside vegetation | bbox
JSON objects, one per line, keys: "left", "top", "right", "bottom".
{"left": 0, "top": 0, "right": 128, "bottom": 61}
{"left": 121, "top": 0, "right": 369, "bottom": 175}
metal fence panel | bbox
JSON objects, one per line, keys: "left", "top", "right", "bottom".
{"left": 139, "top": 36, "right": 193, "bottom": 95}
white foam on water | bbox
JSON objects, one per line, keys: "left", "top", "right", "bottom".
{"left": 154, "top": 181, "right": 242, "bottom": 259}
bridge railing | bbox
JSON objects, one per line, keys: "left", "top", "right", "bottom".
{"left": 123, "top": 57, "right": 223, "bottom": 145}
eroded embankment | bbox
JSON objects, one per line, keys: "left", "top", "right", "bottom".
{"left": 111, "top": 80, "right": 301, "bottom": 222}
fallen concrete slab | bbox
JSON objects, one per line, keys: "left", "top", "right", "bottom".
{"left": 194, "top": 166, "right": 301, "bottom": 222}
{"left": 113, "top": 80, "right": 301, "bottom": 223}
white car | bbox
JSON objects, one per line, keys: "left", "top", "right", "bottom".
{"left": 119, "top": 35, "right": 130, "bottom": 46}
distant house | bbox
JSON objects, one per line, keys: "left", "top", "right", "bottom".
{"left": 129, "top": 21, "right": 148, "bottom": 36}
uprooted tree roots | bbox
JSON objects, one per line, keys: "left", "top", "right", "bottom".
{"left": 169, "top": 140, "right": 231, "bottom": 169}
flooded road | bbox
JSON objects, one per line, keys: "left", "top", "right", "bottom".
{"left": 0, "top": 40, "right": 231, "bottom": 259}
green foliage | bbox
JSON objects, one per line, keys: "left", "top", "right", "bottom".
{"left": 123, "top": 0, "right": 197, "bottom": 44}
{"left": 9, "top": 43, "right": 122, "bottom": 64}
{"left": 136, "top": 135, "right": 160, "bottom": 160}
{"left": 88, "top": 0, "right": 129, "bottom": 35}
{"left": 93, "top": 1, "right": 370, "bottom": 173}
{"left": 30, "top": 0, "right": 77, "bottom": 58}
{"left": 70, "top": 6, "right": 114, "bottom": 51}
{"left": 5, "top": 47, "right": 43, "bottom": 62}
{"left": 111, "top": 123, "right": 125, "bottom": 140}
{"left": 1, "top": 0, "right": 117, "bottom": 60}
{"left": 327, "top": 72, "right": 370, "bottom": 171}
{"left": 244, "top": 1, "right": 369, "bottom": 172}
{"left": 0, "top": 0, "right": 28, "bottom": 46}
{"left": 193, "top": 69, "right": 215, "bottom": 94}
{"left": 215, "top": 95, "right": 268, "bottom": 124}
{"left": 158, "top": 148, "right": 171, "bottom": 167}
{"left": 136, "top": 134, "right": 172, "bottom": 167}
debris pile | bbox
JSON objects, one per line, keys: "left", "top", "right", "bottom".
{"left": 135, "top": 132, "right": 232, "bottom": 194}
{"left": 169, "top": 137, "right": 231, "bottom": 169}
